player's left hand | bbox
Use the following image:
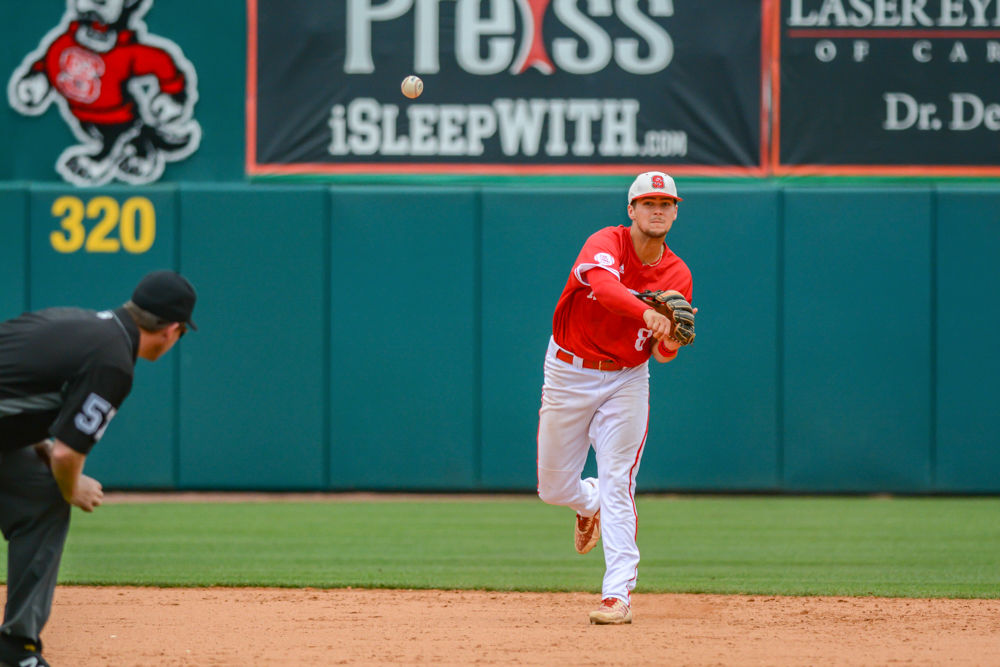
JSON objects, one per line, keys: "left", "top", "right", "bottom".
{"left": 637, "top": 290, "right": 696, "bottom": 345}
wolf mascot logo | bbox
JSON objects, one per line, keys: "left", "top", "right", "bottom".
{"left": 7, "top": 0, "right": 201, "bottom": 186}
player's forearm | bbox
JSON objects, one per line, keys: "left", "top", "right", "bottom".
{"left": 588, "top": 269, "right": 651, "bottom": 320}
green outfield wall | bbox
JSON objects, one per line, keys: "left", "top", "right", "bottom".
{"left": 1, "top": 183, "right": 998, "bottom": 494}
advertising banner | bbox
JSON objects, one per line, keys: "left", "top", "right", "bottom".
{"left": 775, "top": 0, "right": 1000, "bottom": 174}
{"left": 248, "top": 0, "right": 767, "bottom": 175}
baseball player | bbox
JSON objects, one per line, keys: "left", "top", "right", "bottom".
{"left": 0, "top": 270, "right": 197, "bottom": 666}
{"left": 536, "top": 171, "right": 694, "bottom": 625}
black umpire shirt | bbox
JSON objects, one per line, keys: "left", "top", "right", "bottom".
{"left": 0, "top": 307, "right": 139, "bottom": 454}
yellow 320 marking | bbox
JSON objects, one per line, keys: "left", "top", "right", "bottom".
{"left": 50, "top": 196, "right": 156, "bottom": 254}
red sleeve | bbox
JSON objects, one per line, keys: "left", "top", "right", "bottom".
{"left": 587, "top": 268, "right": 650, "bottom": 322}
{"left": 32, "top": 32, "right": 66, "bottom": 73}
{"left": 131, "top": 45, "right": 185, "bottom": 95}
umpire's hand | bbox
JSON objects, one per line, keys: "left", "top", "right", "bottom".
{"left": 48, "top": 440, "right": 105, "bottom": 512}
{"left": 71, "top": 475, "right": 104, "bottom": 512}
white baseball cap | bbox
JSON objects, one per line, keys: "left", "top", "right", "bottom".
{"left": 628, "top": 171, "right": 682, "bottom": 205}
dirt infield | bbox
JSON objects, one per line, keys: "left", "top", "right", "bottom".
{"left": 34, "top": 586, "right": 1000, "bottom": 666}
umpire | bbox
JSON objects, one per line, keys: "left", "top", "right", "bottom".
{"left": 0, "top": 270, "right": 196, "bottom": 667}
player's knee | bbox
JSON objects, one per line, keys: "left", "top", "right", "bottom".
{"left": 537, "top": 485, "right": 560, "bottom": 505}
{"left": 537, "top": 469, "right": 573, "bottom": 506}
{"left": 536, "top": 479, "right": 558, "bottom": 505}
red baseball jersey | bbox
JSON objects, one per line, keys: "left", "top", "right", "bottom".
{"left": 32, "top": 22, "right": 186, "bottom": 125}
{"left": 552, "top": 225, "right": 693, "bottom": 367}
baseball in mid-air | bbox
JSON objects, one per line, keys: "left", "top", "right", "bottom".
{"left": 401, "top": 75, "right": 423, "bottom": 99}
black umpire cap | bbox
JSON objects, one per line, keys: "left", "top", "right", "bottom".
{"left": 132, "top": 270, "right": 198, "bottom": 330}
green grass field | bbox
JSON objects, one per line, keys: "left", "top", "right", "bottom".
{"left": 16, "top": 495, "right": 999, "bottom": 598}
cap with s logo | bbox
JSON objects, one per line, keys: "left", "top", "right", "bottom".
{"left": 627, "top": 171, "right": 682, "bottom": 205}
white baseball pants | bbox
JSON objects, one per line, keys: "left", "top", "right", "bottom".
{"left": 536, "top": 337, "right": 649, "bottom": 604}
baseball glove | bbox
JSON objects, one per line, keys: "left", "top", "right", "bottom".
{"left": 636, "top": 290, "right": 695, "bottom": 345}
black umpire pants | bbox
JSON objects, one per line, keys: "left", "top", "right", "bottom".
{"left": 0, "top": 446, "right": 71, "bottom": 644}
